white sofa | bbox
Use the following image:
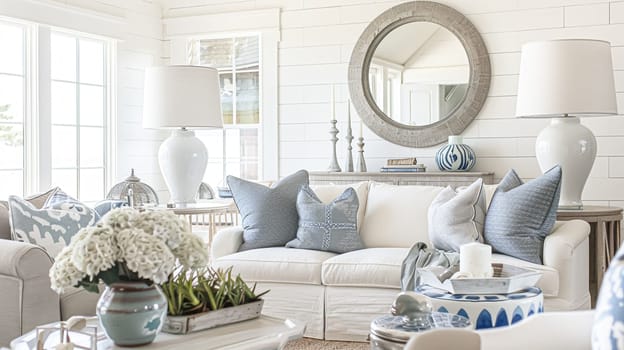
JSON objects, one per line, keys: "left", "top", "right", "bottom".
{"left": 211, "top": 181, "right": 591, "bottom": 341}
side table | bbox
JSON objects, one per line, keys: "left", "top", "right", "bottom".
{"left": 556, "top": 206, "right": 623, "bottom": 306}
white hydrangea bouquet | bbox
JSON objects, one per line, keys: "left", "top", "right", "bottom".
{"left": 49, "top": 208, "right": 209, "bottom": 293}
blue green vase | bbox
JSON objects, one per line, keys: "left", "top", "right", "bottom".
{"left": 435, "top": 135, "right": 476, "bottom": 171}
{"left": 97, "top": 282, "right": 167, "bottom": 347}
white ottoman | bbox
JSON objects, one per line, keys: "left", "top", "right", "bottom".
{"left": 416, "top": 286, "right": 543, "bottom": 329}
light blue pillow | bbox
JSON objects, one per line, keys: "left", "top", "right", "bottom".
{"left": 227, "top": 170, "right": 309, "bottom": 251}
{"left": 483, "top": 166, "right": 562, "bottom": 264}
{"left": 9, "top": 194, "right": 97, "bottom": 258}
{"left": 287, "top": 186, "right": 364, "bottom": 254}
{"left": 93, "top": 199, "right": 129, "bottom": 220}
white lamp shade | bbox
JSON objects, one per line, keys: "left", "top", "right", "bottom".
{"left": 516, "top": 39, "right": 617, "bottom": 117}
{"left": 143, "top": 65, "right": 223, "bottom": 129}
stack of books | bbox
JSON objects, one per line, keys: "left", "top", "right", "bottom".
{"left": 381, "top": 158, "right": 427, "bottom": 172}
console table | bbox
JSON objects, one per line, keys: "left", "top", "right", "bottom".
{"left": 556, "top": 206, "right": 623, "bottom": 306}
{"left": 309, "top": 171, "right": 495, "bottom": 187}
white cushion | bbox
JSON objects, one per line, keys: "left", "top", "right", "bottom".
{"left": 492, "top": 253, "right": 559, "bottom": 297}
{"left": 360, "top": 182, "right": 443, "bottom": 248}
{"left": 321, "top": 248, "right": 409, "bottom": 288}
{"left": 212, "top": 247, "right": 336, "bottom": 285}
{"left": 310, "top": 181, "right": 369, "bottom": 230}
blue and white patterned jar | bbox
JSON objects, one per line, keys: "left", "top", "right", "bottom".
{"left": 435, "top": 136, "right": 476, "bottom": 171}
{"left": 593, "top": 245, "right": 624, "bottom": 349}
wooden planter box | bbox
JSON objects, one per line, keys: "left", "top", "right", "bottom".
{"left": 162, "top": 300, "right": 264, "bottom": 334}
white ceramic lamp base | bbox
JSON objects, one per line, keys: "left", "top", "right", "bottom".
{"left": 535, "top": 117, "right": 596, "bottom": 210}
{"left": 158, "top": 129, "right": 207, "bottom": 204}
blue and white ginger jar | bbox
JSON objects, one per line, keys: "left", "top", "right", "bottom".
{"left": 593, "top": 245, "right": 624, "bottom": 349}
{"left": 435, "top": 135, "right": 476, "bottom": 171}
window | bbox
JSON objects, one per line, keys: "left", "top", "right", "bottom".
{"left": 191, "top": 35, "right": 261, "bottom": 189}
{"left": 0, "top": 18, "right": 112, "bottom": 201}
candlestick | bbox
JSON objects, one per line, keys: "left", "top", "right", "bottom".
{"left": 355, "top": 135, "right": 367, "bottom": 172}
{"left": 330, "top": 85, "right": 335, "bottom": 121}
{"left": 327, "top": 118, "right": 342, "bottom": 172}
{"left": 344, "top": 101, "right": 354, "bottom": 172}
{"left": 458, "top": 242, "right": 493, "bottom": 278}
{"left": 359, "top": 120, "right": 363, "bottom": 138}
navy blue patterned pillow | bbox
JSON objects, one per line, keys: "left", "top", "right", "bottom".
{"left": 287, "top": 186, "right": 363, "bottom": 254}
{"left": 483, "top": 166, "right": 561, "bottom": 264}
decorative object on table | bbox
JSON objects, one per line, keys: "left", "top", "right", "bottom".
{"left": 593, "top": 245, "right": 624, "bottom": 349}
{"left": 483, "top": 166, "right": 561, "bottom": 264}
{"left": 355, "top": 122, "right": 367, "bottom": 172}
{"left": 161, "top": 266, "right": 268, "bottom": 334}
{"left": 417, "top": 285, "right": 543, "bottom": 329}
{"left": 326, "top": 85, "right": 341, "bottom": 172}
{"left": 419, "top": 263, "right": 542, "bottom": 295}
{"left": 400, "top": 242, "right": 460, "bottom": 293}
{"left": 344, "top": 100, "right": 354, "bottom": 172}
{"left": 48, "top": 208, "right": 209, "bottom": 346}
{"left": 196, "top": 182, "right": 215, "bottom": 200}
{"left": 143, "top": 66, "right": 223, "bottom": 204}
{"left": 226, "top": 170, "right": 309, "bottom": 251}
{"left": 286, "top": 186, "right": 364, "bottom": 254}
{"left": 380, "top": 164, "right": 426, "bottom": 173}
{"left": 35, "top": 316, "right": 100, "bottom": 350}
{"left": 515, "top": 39, "right": 617, "bottom": 210}
{"left": 106, "top": 168, "right": 159, "bottom": 207}
{"left": 428, "top": 179, "right": 486, "bottom": 253}
{"left": 435, "top": 136, "right": 476, "bottom": 171}
{"left": 387, "top": 158, "right": 418, "bottom": 166}
{"left": 217, "top": 185, "right": 233, "bottom": 198}
{"left": 454, "top": 242, "right": 493, "bottom": 279}
{"left": 369, "top": 291, "right": 470, "bottom": 349}
{"left": 8, "top": 192, "right": 97, "bottom": 258}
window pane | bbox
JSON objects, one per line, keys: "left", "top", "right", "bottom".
{"left": 0, "top": 170, "right": 23, "bottom": 198}
{"left": 52, "top": 81, "right": 76, "bottom": 124}
{"left": 79, "top": 168, "right": 103, "bottom": 201}
{"left": 79, "top": 39, "right": 104, "bottom": 85}
{"left": 51, "top": 125, "right": 76, "bottom": 168}
{"left": 0, "top": 23, "right": 23, "bottom": 75}
{"left": 234, "top": 36, "right": 259, "bottom": 70}
{"left": 236, "top": 71, "right": 259, "bottom": 124}
{"left": 199, "top": 38, "right": 233, "bottom": 69}
{"left": 52, "top": 33, "right": 76, "bottom": 82}
{"left": 240, "top": 128, "right": 258, "bottom": 180}
{"left": 51, "top": 169, "right": 77, "bottom": 198}
{"left": 0, "top": 123, "right": 23, "bottom": 169}
{"left": 80, "top": 84, "right": 103, "bottom": 126}
{"left": 80, "top": 126, "right": 103, "bottom": 167}
{"left": 0, "top": 75, "right": 24, "bottom": 122}
{"left": 220, "top": 73, "right": 234, "bottom": 124}
{"left": 224, "top": 128, "right": 240, "bottom": 160}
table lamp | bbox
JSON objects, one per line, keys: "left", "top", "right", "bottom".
{"left": 143, "top": 65, "right": 223, "bottom": 204}
{"left": 516, "top": 39, "right": 617, "bottom": 209}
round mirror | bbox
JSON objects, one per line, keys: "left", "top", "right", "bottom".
{"left": 349, "top": 1, "right": 490, "bottom": 147}
{"left": 369, "top": 22, "right": 469, "bottom": 126}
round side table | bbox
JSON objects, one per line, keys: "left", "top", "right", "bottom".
{"left": 416, "top": 285, "right": 543, "bottom": 329}
{"left": 556, "top": 205, "right": 623, "bottom": 306}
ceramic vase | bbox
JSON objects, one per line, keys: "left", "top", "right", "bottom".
{"left": 97, "top": 282, "right": 167, "bottom": 347}
{"left": 593, "top": 245, "right": 624, "bottom": 349}
{"left": 435, "top": 136, "right": 476, "bottom": 171}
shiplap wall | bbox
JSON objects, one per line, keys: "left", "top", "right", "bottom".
{"left": 1, "top": 0, "right": 169, "bottom": 200}
{"left": 161, "top": 0, "right": 624, "bottom": 206}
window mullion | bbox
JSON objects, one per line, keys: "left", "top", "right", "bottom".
{"left": 75, "top": 37, "right": 81, "bottom": 198}
{"left": 36, "top": 25, "right": 52, "bottom": 193}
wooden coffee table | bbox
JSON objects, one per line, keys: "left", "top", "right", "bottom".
{"left": 11, "top": 315, "right": 305, "bottom": 350}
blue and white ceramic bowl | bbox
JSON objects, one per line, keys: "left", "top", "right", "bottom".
{"left": 435, "top": 135, "right": 476, "bottom": 171}
{"left": 593, "top": 245, "right": 624, "bottom": 349}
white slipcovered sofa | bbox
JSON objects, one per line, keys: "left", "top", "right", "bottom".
{"left": 211, "top": 181, "right": 591, "bottom": 341}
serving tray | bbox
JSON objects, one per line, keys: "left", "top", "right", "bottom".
{"left": 419, "top": 263, "right": 542, "bottom": 295}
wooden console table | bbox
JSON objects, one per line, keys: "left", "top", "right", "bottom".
{"left": 309, "top": 171, "right": 494, "bottom": 187}
{"left": 556, "top": 206, "right": 623, "bottom": 306}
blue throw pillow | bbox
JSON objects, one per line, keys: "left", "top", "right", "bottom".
{"left": 93, "top": 199, "right": 129, "bottom": 220}
{"left": 228, "top": 170, "right": 309, "bottom": 251}
{"left": 287, "top": 186, "right": 364, "bottom": 254}
{"left": 9, "top": 193, "right": 97, "bottom": 258}
{"left": 483, "top": 166, "right": 562, "bottom": 264}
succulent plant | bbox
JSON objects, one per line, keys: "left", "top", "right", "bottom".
{"left": 162, "top": 267, "right": 268, "bottom": 316}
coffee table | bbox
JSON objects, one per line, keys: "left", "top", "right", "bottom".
{"left": 10, "top": 315, "right": 305, "bottom": 350}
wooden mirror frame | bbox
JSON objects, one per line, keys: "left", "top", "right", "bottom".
{"left": 348, "top": 1, "right": 491, "bottom": 147}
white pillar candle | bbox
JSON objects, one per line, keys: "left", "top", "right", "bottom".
{"left": 347, "top": 99, "right": 351, "bottom": 127}
{"left": 359, "top": 120, "right": 363, "bottom": 138}
{"left": 330, "top": 85, "right": 335, "bottom": 120}
{"left": 459, "top": 242, "right": 493, "bottom": 278}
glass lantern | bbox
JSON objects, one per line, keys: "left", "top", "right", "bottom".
{"left": 106, "top": 169, "right": 159, "bottom": 207}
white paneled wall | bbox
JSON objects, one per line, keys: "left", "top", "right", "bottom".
{"left": 1, "top": 0, "right": 168, "bottom": 200}
{"left": 160, "top": 0, "right": 624, "bottom": 206}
